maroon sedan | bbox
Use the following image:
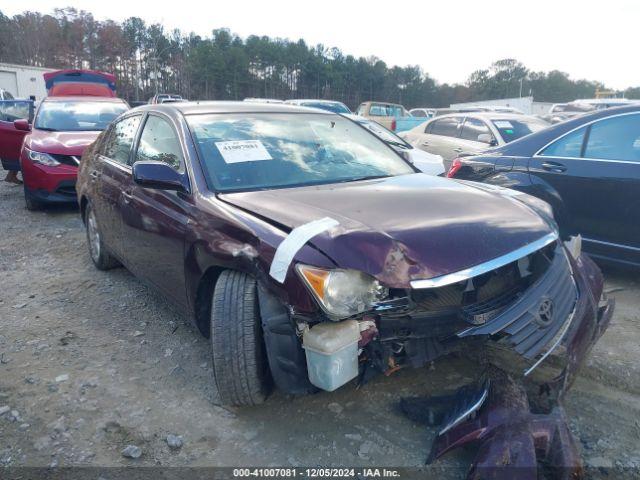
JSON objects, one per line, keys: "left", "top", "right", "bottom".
{"left": 76, "top": 102, "right": 612, "bottom": 408}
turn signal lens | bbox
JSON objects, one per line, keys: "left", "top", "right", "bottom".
{"left": 297, "top": 266, "right": 330, "bottom": 300}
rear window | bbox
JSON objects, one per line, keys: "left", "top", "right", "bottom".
{"left": 370, "top": 104, "right": 404, "bottom": 117}
{"left": 492, "top": 119, "right": 548, "bottom": 143}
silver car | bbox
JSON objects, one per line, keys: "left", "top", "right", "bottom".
{"left": 399, "top": 112, "right": 549, "bottom": 171}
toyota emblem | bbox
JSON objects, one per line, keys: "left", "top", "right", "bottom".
{"left": 536, "top": 298, "right": 554, "bottom": 327}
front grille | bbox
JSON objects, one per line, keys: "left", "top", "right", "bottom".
{"left": 458, "top": 245, "right": 577, "bottom": 360}
{"left": 50, "top": 153, "right": 80, "bottom": 166}
{"left": 409, "top": 242, "right": 556, "bottom": 328}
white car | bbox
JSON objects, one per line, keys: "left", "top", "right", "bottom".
{"left": 398, "top": 112, "right": 549, "bottom": 172}
{"left": 345, "top": 114, "right": 445, "bottom": 176}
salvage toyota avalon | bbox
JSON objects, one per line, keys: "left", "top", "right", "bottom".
{"left": 76, "top": 102, "right": 613, "bottom": 406}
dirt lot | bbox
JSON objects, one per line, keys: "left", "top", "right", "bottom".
{"left": 1, "top": 179, "right": 640, "bottom": 477}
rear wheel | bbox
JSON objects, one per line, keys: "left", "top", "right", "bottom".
{"left": 85, "top": 202, "right": 119, "bottom": 270}
{"left": 210, "top": 270, "right": 271, "bottom": 406}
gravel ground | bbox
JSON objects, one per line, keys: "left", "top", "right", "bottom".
{"left": 1, "top": 179, "right": 640, "bottom": 478}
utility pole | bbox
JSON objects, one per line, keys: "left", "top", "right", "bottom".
{"left": 519, "top": 78, "right": 523, "bottom": 98}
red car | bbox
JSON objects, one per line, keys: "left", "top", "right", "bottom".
{"left": 19, "top": 96, "right": 128, "bottom": 209}
{"left": 2, "top": 70, "right": 128, "bottom": 210}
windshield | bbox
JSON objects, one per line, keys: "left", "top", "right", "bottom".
{"left": 492, "top": 118, "right": 549, "bottom": 143}
{"left": 187, "top": 113, "right": 414, "bottom": 192}
{"left": 299, "top": 101, "right": 350, "bottom": 114}
{"left": 35, "top": 101, "right": 128, "bottom": 132}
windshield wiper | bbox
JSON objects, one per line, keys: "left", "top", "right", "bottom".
{"left": 333, "top": 175, "right": 390, "bottom": 184}
{"left": 386, "top": 140, "right": 409, "bottom": 149}
{"left": 36, "top": 127, "right": 58, "bottom": 132}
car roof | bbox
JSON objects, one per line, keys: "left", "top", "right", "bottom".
{"left": 493, "top": 104, "right": 640, "bottom": 155}
{"left": 42, "top": 96, "right": 127, "bottom": 103}
{"left": 134, "top": 100, "right": 335, "bottom": 116}
{"left": 434, "top": 112, "right": 538, "bottom": 121}
{"left": 286, "top": 99, "right": 346, "bottom": 105}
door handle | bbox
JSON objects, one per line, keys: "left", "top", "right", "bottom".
{"left": 122, "top": 190, "right": 133, "bottom": 204}
{"left": 541, "top": 161, "right": 567, "bottom": 173}
{"left": 453, "top": 147, "right": 464, "bottom": 153}
{"left": 421, "top": 141, "right": 430, "bottom": 147}
{"left": 89, "top": 170, "right": 101, "bottom": 180}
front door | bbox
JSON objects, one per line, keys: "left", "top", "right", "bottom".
{"left": 0, "top": 100, "right": 34, "bottom": 169}
{"left": 120, "top": 113, "right": 192, "bottom": 307}
{"left": 529, "top": 111, "right": 640, "bottom": 264}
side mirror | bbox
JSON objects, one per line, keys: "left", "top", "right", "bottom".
{"left": 477, "top": 133, "right": 497, "bottom": 146}
{"left": 132, "top": 161, "right": 188, "bottom": 193}
{"left": 14, "top": 119, "right": 31, "bottom": 131}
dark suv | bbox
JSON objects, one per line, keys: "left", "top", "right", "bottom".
{"left": 76, "top": 102, "right": 612, "bottom": 409}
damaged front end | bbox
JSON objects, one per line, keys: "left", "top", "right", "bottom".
{"left": 284, "top": 231, "right": 611, "bottom": 396}
{"left": 401, "top": 246, "right": 613, "bottom": 479}
{"left": 275, "top": 232, "right": 613, "bottom": 477}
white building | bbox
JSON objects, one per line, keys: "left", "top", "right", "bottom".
{"left": 0, "top": 63, "right": 55, "bottom": 101}
{"left": 450, "top": 96, "right": 554, "bottom": 116}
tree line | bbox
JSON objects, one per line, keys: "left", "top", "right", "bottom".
{"left": 1, "top": 8, "right": 638, "bottom": 108}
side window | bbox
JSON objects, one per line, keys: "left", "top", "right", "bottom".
{"left": 584, "top": 114, "right": 640, "bottom": 162}
{"left": 102, "top": 115, "right": 142, "bottom": 164}
{"left": 134, "top": 115, "right": 184, "bottom": 170}
{"left": 460, "top": 117, "right": 492, "bottom": 143}
{"left": 540, "top": 127, "right": 586, "bottom": 158}
{"left": 412, "top": 110, "right": 426, "bottom": 117}
{"left": 429, "top": 117, "right": 461, "bottom": 137}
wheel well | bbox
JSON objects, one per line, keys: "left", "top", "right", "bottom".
{"left": 194, "top": 266, "right": 225, "bottom": 338}
{"left": 80, "top": 196, "right": 89, "bottom": 224}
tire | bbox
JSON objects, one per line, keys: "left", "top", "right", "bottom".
{"left": 84, "top": 202, "right": 120, "bottom": 270}
{"left": 210, "top": 270, "right": 271, "bottom": 406}
{"left": 24, "top": 186, "right": 42, "bottom": 211}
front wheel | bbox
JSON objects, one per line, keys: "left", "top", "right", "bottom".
{"left": 24, "top": 186, "right": 42, "bottom": 211}
{"left": 84, "top": 202, "right": 119, "bottom": 270}
{"left": 210, "top": 270, "right": 272, "bottom": 406}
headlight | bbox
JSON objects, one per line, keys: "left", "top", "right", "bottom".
{"left": 27, "top": 149, "right": 60, "bottom": 166}
{"left": 296, "top": 265, "right": 388, "bottom": 319}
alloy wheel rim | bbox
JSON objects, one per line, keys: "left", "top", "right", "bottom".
{"left": 87, "top": 209, "right": 101, "bottom": 262}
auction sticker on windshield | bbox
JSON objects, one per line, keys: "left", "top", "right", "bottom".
{"left": 215, "top": 140, "right": 273, "bottom": 164}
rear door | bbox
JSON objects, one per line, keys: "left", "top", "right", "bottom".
{"left": 92, "top": 113, "right": 142, "bottom": 259}
{"left": 120, "top": 113, "right": 192, "bottom": 307}
{"left": 529, "top": 111, "right": 640, "bottom": 262}
{"left": 0, "top": 100, "right": 34, "bottom": 168}
{"left": 414, "top": 116, "right": 464, "bottom": 170}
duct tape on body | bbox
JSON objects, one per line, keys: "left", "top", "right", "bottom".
{"left": 269, "top": 217, "right": 339, "bottom": 283}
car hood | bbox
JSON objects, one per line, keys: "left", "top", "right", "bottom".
{"left": 25, "top": 130, "right": 101, "bottom": 156}
{"left": 219, "top": 174, "right": 555, "bottom": 288}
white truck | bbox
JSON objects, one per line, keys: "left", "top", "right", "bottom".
{"left": 0, "top": 63, "right": 54, "bottom": 101}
